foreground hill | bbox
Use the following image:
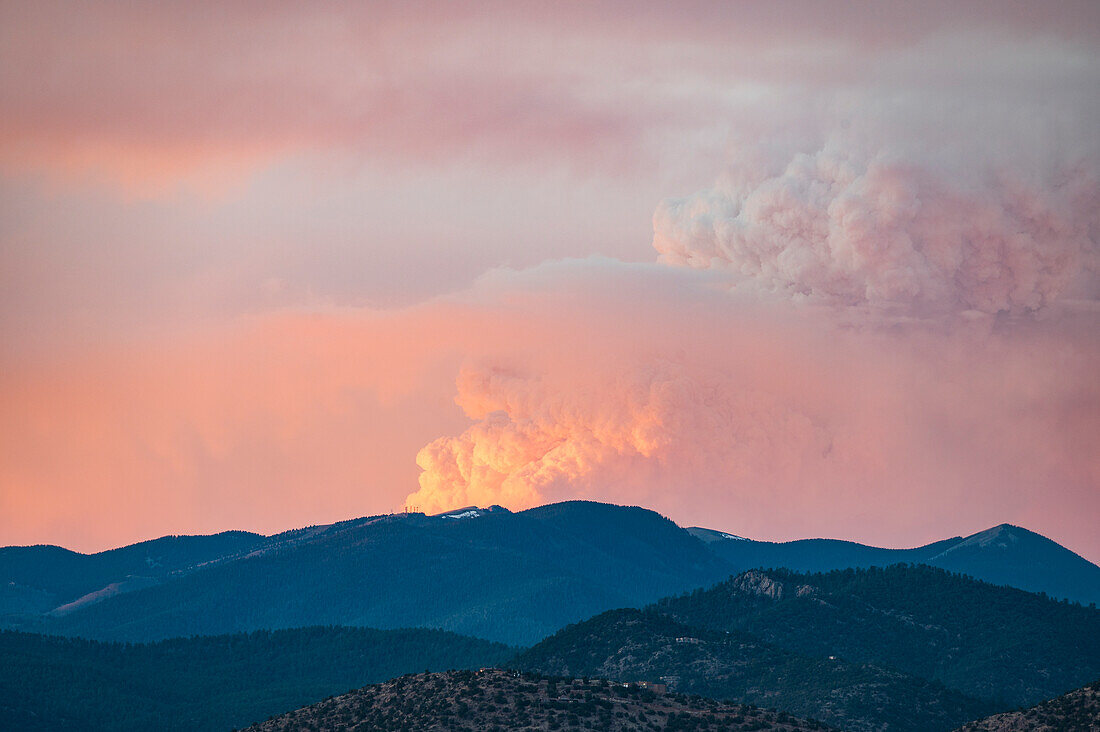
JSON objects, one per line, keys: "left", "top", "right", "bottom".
{"left": 3, "top": 502, "right": 1097, "bottom": 646}
{"left": 693, "top": 523, "right": 1100, "bottom": 607}
{"left": 513, "top": 608, "right": 991, "bottom": 732}
{"left": 955, "top": 679, "right": 1100, "bottom": 731}
{"left": 654, "top": 565, "right": 1100, "bottom": 707}
{"left": 0, "top": 626, "right": 511, "bottom": 732}
{"left": 242, "top": 669, "right": 835, "bottom": 732}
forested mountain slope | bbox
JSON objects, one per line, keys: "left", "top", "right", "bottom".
{"left": 0, "top": 626, "right": 512, "bottom": 732}
{"left": 513, "top": 608, "right": 992, "bottom": 732}
{"left": 654, "top": 565, "right": 1100, "bottom": 706}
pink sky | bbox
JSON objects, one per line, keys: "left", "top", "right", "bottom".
{"left": 1, "top": 1, "right": 1098, "bottom": 561}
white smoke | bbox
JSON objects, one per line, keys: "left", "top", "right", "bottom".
{"left": 654, "top": 139, "right": 1099, "bottom": 315}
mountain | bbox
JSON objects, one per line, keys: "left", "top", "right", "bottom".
{"left": 0, "top": 531, "right": 264, "bottom": 617}
{"left": 654, "top": 565, "right": 1100, "bottom": 707}
{"left": 954, "top": 679, "right": 1100, "bottom": 731}
{"left": 0, "top": 626, "right": 512, "bottom": 732}
{"left": 4, "top": 520, "right": 1096, "bottom": 730}
{"left": 9, "top": 502, "right": 733, "bottom": 646}
{"left": 3, "top": 501, "right": 1097, "bottom": 646}
{"left": 241, "top": 668, "right": 837, "bottom": 732}
{"left": 924, "top": 524, "right": 1100, "bottom": 607}
{"left": 686, "top": 527, "right": 960, "bottom": 573}
{"left": 513, "top": 607, "right": 992, "bottom": 732}
{"left": 690, "top": 523, "right": 1100, "bottom": 607}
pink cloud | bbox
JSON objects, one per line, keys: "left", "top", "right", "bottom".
{"left": 0, "top": 2, "right": 656, "bottom": 193}
{"left": 3, "top": 1, "right": 1097, "bottom": 193}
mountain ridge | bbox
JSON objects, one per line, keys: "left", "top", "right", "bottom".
{"left": 2, "top": 501, "right": 1097, "bottom": 645}
{"left": 687, "top": 519, "right": 1100, "bottom": 606}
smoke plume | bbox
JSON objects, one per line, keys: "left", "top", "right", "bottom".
{"left": 654, "top": 142, "right": 1099, "bottom": 315}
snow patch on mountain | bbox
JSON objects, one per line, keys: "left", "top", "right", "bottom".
{"left": 686, "top": 527, "right": 748, "bottom": 544}
{"left": 441, "top": 509, "right": 482, "bottom": 520}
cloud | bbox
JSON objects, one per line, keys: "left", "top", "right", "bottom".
{"left": 5, "top": 1, "right": 1098, "bottom": 194}
{"left": 653, "top": 140, "right": 1100, "bottom": 315}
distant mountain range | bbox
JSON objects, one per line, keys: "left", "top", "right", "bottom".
{"left": 2, "top": 503, "right": 730, "bottom": 645}
{"left": 689, "top": 521, "right": 1100, "bottom": 607}
{"left": 0, "top": 531, "right": 264, "bottom": 618}
{"left": 2, "top": 501, "right": 1097, "bottom": 646}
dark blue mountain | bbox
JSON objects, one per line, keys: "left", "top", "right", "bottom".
{"left": 2, "top": 503, "right": 732, "bottom": 645}
{"left": 689, "top": 522, "right": 1100, "bottom": 606}
{"left": 0, "top": 531, "right": 264, "bottom": 616}
{"left": 2, "top": 501, "right": 1096, "bottom": 646}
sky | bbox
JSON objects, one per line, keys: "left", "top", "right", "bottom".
{"left": 1, "top": 1, "right": 1098, "bottom": 560}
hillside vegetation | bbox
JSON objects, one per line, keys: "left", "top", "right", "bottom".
{"left": 513, "top": 608, "right": 991, "bottom": 732}
{"left": 955, "top": 679, "right": 1100, "bottom": 731}
{"left": 3, "top": 564, "right": 1096, "bottom": 730}
{"left": 242, "top": 669, "right": 836, "bottom": 732}
{"left": 0, "top": 626, "right": 512, "bottom": 731}
{"left": 654, "top": 565, "right": 1100, "bottom": 706}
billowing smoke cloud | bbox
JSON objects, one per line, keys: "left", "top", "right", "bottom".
{"left": 653, "top": 142, "right": 1099, "bottom": 315}
{"left": 402, "top": 264, "right": 1099, "bottom": 552}
{"left": 411, "top": 358, "right": 832, "bottom": 515}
